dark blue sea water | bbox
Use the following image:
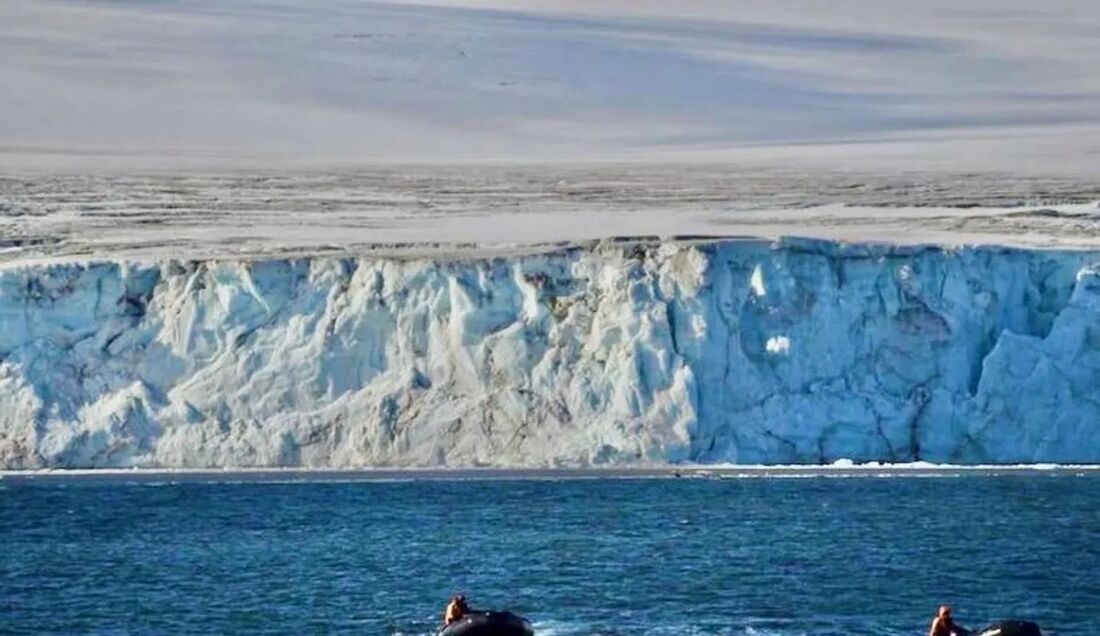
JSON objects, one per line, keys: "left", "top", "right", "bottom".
{"left": 2, "top": 474, "right": 1098, "bottom": 635}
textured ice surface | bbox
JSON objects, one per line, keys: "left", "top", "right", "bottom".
{"left": 3, "top": 169, "right": 1100, "bottom": 265}
{"left": 3, "top": 238, "right": 1100, "bottom": 468}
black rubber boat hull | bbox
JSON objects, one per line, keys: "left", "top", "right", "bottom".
{"left": 975, "top": 620, "right": 1042, "bottom": 636}
{"left": 437, "top": 611, "right": 534, "bottom": 636}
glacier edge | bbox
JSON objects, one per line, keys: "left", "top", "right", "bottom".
{"left": 2, "top": 238, "right": 1099, "bottom": 468}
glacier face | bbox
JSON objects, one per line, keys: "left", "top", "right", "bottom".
{"left": 1, "top": 239, "right": 1099, "bottom": 468}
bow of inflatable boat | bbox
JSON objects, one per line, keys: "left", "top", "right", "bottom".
{"left": 975, "top": 620, "right": 1043, "bottom": 636}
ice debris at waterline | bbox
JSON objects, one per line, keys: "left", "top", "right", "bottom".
{"left": 2, "top": 238, "right": 1100, "bottom": 469}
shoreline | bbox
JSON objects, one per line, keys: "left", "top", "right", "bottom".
{"left": 3, "top": 463, "right": 1099, "bottom": 484}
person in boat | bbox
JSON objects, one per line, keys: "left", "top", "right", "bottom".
{"left": 443, "top": 594, "right": 470, "bottom": 626}
{"left": 930, "top": 605, "right": 969, "bottom": 636}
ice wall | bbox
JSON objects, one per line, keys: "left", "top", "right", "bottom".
{"left": 2, "top": 239, "right": 1099, "bottom": 468}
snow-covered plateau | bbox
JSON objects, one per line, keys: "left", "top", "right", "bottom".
{"left": 4, "top": 235, "right": 1100, "bottom": 468}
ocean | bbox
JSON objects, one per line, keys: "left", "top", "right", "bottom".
{"left": 3, "top": 473, "right": 1097, "bottom": 635}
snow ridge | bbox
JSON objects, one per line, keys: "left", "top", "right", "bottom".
{"left": 1, "top": 239, "right": 1099, "bottom": 468}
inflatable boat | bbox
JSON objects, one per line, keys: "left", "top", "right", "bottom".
{"left": 974, "top": 620, "right": 1042, "bottom": 636}
{"left": 437, "top": 610, "right": 534, "bottom": 636}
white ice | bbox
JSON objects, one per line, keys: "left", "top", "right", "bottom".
{"left": 4, "top": 239, "right": 1100, "bottom": 468}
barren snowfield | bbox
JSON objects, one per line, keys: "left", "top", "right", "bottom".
{"left": 5, "top": 0, "right": 1099, "bottom": 262}
{"left": 4, "top": 0, "right": 1100, "bottom": 174}
{"left": 1, "top": 167, "right": 1099, "bottom": 265}
{"left": 5, "top": 0, "right": 1100, "bottom": 261}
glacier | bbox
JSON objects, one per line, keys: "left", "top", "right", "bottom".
{"left": 2, "top": 238, "right": 1100, "bottom": 469}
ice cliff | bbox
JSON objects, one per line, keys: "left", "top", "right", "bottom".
{"left": 2, "top": 239, "right": 1100, "bottom": 468}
